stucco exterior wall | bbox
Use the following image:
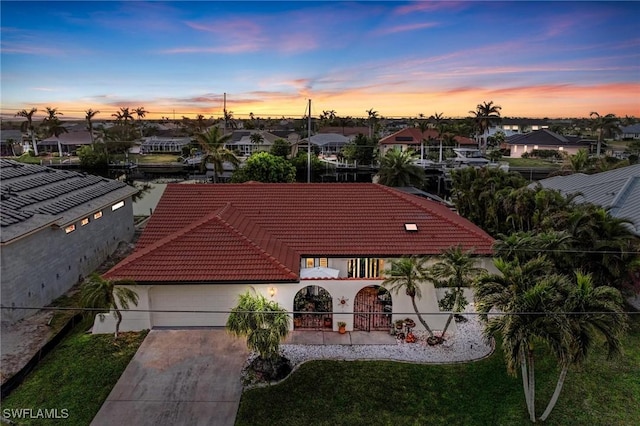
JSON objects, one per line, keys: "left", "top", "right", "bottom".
{"left": 1, "top": 198, "right": 135, "bottom": 323}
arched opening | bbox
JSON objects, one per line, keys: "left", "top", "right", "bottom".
{"left": 293, "top": 285, "right": 333, "bottom": 330}
{"left": 353, "top": 286, "right": 392, "bottom": 331}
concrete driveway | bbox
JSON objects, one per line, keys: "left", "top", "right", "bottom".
{"left": 91, "top": 329, "right": 248, "bottom": 426}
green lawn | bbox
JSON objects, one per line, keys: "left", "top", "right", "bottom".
{"left": 1, "top": 329, "right": 148, "bottom": 426}
{"left": 237, "top": 314, "right": 640, "bottom": 426}
{"left": 127, "top": 153, "right": 183, "bottom": 163}
{"left": 504, "top": 157, "right": 562, "bottom": 168}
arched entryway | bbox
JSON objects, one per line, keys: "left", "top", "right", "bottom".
{"left": 293, "top": 285, "right": 333, "bottom": 330}
{"left": 353, "top": 286, "right": 392, "bottom": 331}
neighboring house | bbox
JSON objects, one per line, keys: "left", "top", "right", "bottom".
{"left": 225, "top": 130, "right": 284, "bottom": 156}
{"left": 476, "top": 118, "right": 551, "bottom": 145}
{"left": 298, "top": 133, "right": 352, "bottom": 157}
{"left": 505, "top": 129, "right": 593, "bottom": 158}
{"left": 318, "top": 126, "right": 370, "bottom": 137}
{"left": 38, "top": 130, "right": 93, "bottom": 155}
{"left": 140, "top": 136, "right": 192, "bottom": 154}
{"left": 617, "top": 124, "right": 640, "bottom": 140}
{"left": 379, "top": 128, "right": 475, "bottom": 158}
{"left": 1, "top": 130, "right": 24, "bottom": 156}
{"left": 94, "top": 183, "right": 494, "bottom": 334}
{"left": 535, "top": 164, "right": 640, "bottom": 236}
{"left": 0, "top": 159, "right": 138, "bottom": 323}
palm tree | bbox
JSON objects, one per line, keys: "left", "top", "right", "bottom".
{"left": 226, "top": 289, "right": 290, "bottom": 361}
{"left": 382, "top": 257, "right": 435, "bottom": 338}
{"left": 431, "top": 112, "right": 446, "bottom": 162}
{"left": 590, "top": 112, "right": 620, "bottom": 156}
{"left": 366, "top": 108, "right": 379, "bottom": 139}
{"left": 85, "top": 109, "right": 100, "bottom": 144}
{"left": 80, "top": 273, "right": 139, "bottom": 339}
{"left": 430, "top": 246, "right": 485, "bottom": 338}
{"left": 475, "top": 256, "right": 568, "bottom": 422}
{"left": 134, "top": 106, "right": 147, "bottom": 138}
{"left": 416, "top": 119, "right": 430, "bottom": 161}
{"left": 15, "top": 107, "right": 38, "bottom": 155}
{"left": 377, "top": 148, "right": 425, "bottom": 187}
{"left": 470, "top": 101, "right": 502, "bottom": 153}
{"left": 42, "top": 109, "right": 68, "bottom": 156}
{"left": 249, "top": 132, "right": 264, "bottom": 154}
{"left": 195, "top": 127, "right": 240, "bottom": 183}
{"left": 539, "top": 271, "right": 627, "bottom": 421}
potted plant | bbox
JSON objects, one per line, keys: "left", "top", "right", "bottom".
{"left": 395, "top": 319, "right": 404, "bottom": 330}
{"left": 323, "top": 317, "right": 332, "bottom": 328}
{"left": 337, "top": 321, "right": 347, "bottom": 334}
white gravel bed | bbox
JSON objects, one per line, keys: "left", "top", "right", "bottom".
{"left": 280, "top": 312, "right": 493, "bottom": 367}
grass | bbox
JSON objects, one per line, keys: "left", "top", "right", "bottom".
{"left": 503, "top": 157, "right": 562, "bottom": 168}
{"left": 127, "top": 153, "right": 183, "bottom": 164}
{"left": 236, "top": 314, "right": 640, "bottom": 426}
{"left": 1, "top": 329, "right": 148, "bottom": 426}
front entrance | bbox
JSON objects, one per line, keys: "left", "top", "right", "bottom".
{"left": 293, "top": 285, "right": 333, "bottom": 330}
{"left": 353, "top": 286, "right": 392, "bottom": 331}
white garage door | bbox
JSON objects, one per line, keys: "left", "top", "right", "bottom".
{"left": 149, "top": 285, "right": 243, "bottom": 327}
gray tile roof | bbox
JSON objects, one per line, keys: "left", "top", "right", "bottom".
{"left": 536, "top": 164, "right": 640, "bottom": 235}
{"left": 0, "top": 159, "right": 138, "bottom": 243}
{"left": 506, "top": 129, "right": 593, "bottom": 147}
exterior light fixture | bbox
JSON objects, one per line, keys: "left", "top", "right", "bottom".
{"left": 268, "top": 287, "right": 277, "bottom": 298}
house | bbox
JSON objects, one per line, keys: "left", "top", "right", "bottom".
{"left": 225, "top": 130, "right": 286, "bottom": 157}
{"left": 0, "top": 159, "right": 138, "bottom": 323}
{"left": 379, "top": 128, "right": 476, "bottom": 158}
{"left": 94, "top": 183, "right": 494, "bottom": 334}
{"left": 140, "top": 136, "right": 192, "bottom": 154}
{"left": 476, "top": 118, "right": 551, "bottom": 145}
{"left": 535, "top": 164, "right": 640, "bottom": 236}
{"left": 617, "top": 124, "right": 640, "bottom": 140}
{"left": 505, "top": 129, "right": 593, "bottom": 158}
{"left": 38, "top": 130, "right": 93, "bottom": 155}
{"left": 0, "top": 130, "right": 23, "bottom": 156}
{"left": 297, "top": 133, "right": 353, "bottom": 157}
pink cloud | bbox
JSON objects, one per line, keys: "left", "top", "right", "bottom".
{"left": 394, "top": 1, "right": 468, "bottom": 15}
{"left": 376, "top": 22, "right": 439, "bottom": 36}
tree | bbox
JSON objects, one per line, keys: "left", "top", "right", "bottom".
{"left": 430, "top": 246, "right": 485, "bottom": 338}
{"left": 475, "top": 256, "right": 568, "bottom": 422}
{"left": 377, "top": 148, "right": 425, "bottom": 187}
{"left": 270, "top": 138, "right": 291, "bottom": 159}
{"left": 590, "top": 112, "right": 620, "bottom": 156}
{"left": 538, "top": 271, "right": 627, "bottom": 421}
{"left": 77, "top": 144, "right": 108, "bottom": 170}
{"left": 15, "top": 107, "right": 38, "bottom": 155}
{"left": 85, "top": 109, "right": 100, "bottom": 144}
{"left": 42, "top": 107, "right": 68, "bottom": 156}
{"left": 470, "top": 101, "right": 502, "bottom": 153}
{"left": 231, "top": 152, "right": 296, "bottom": 183}
{"left": 80, "top": 273, "right": 139, "bottom": 339}
{"left": 195, "top": 127, "right": 239, "bottom": 183}
{"left": 134, "top": 106, "right": 147, "bottom": 138}
{"left": 382, "top": 257, "right": 435, "bottom": 339}
{"left": 226, "top": 289, "right": 291, "bottom": 382}
{"left": 430, "top": 112, "right": 447, "bottom": 162}
{"left": 249, "top": 132, "right": 264, "bottom": 154}
{"left": 366, "top": 108, "right": 379, "bottom": 139}
{"left": 341, "top": 133, "right": 377, "bottom": 166}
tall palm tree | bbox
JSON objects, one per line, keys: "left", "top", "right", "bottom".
{"left": 431, "top": 112, "right": 446, "bottom": 162}
{"left": 196, "top": 127, "right": 240, "bottom": 183}
{"left": 590, "top": 112, "right": 620, "bottom": 156}
{"left": 85, "top": 109, "right": 100, "bottom": 144}
{"left": 15, "top": 107, "right": 38, "bottom": 155}
{"left": 416, "top": 119, "right": 430, "bottom": 161}
{"left": 42, "top": 108, "right": 68, "bottom": 156}
{"left": 382, "top": 257, "right": 435, "bottom": 338}
{"left": 226, "top": 289, "right": 290, "bottom": 361}
{"left": 80, "top": 273, "right": 139, "bottom": 339}
{"left": 430, "top": 246, "right": 485, "bottom": 338}
{"left": 377, "top": 148, "right": 425, "bottom": 187}
{"left": 134, "top": 106, "right": 147, "bottom": 138}
{"left": 470, "top": 101, "right": 502, "bottom": 153}
{"left": 539, "top": 271, "right": 627, "bottom": 421}
{"left": 475, "top": 256, "right": 568, "bottom": 422}
{"left": 366, "top": 108, "right": 379, "bottom": 139}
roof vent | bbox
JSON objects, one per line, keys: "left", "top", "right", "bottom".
{"left": 404, "top": 223, "right": 418, "bottom": 232}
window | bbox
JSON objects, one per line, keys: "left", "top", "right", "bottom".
{"left": 65, "top": 224, "right": 76, "bottom": 234}
{"left": 93, "top": 211, "right": 103, "bottom": 219}
{"left": 304, "top": 258, "right": 328, "bottom": 268}
{"left": 111, "top": 201, "right": 124, "bottom": 211}
{"left": 348, "top": 258, "right": 384, "bottom": 278}
{"left": 81, "top": 217, "right": 89, "bottom": 226}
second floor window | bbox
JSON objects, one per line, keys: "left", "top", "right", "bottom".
{"left": 348, "top": 258, "right": 383, "bottom": 278}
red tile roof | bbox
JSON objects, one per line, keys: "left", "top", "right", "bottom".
{"left": 379, "top": 128, "right": 475, "bottom": 146}
{"left": 105, "top": 183, "right": 493, "bottom": 283}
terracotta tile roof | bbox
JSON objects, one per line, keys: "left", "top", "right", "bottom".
{"left": 105, "top": 183, "right": 493, "bottom": 283}
{"left": 379, "top": 128, "right": 475, "bottom": 146}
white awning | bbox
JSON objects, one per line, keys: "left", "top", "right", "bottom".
{"left": 299, "top": 266, "right": 340, "bottom": 279}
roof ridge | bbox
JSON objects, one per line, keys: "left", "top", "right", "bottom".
{"left": 376, "top": 184, "right": 493, "bottom": 251}
{"left": 213, "top": 204, "right": 299, "bottom": 279}
{"left": 104, "top": 208, "right": 224, "bottom": 277}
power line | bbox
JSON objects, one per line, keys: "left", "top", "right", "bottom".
{"left": 2, "top": 306, "right": 638, "bottom": 316}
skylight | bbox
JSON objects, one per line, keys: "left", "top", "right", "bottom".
{"left": 404, "top": 223, "right": 418, "bottom": 232}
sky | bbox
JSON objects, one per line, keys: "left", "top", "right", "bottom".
{"left": 1, "top": 1, "right": 639, "bottom": 121}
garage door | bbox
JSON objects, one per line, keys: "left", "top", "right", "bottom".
{"left": 149, "top": 285, "right": 242, "bottom": 327}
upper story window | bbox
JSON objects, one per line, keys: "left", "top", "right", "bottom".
{"left": 304, "top": 258, "right": 328, "bottom": 268}
{"left": 81, "top": 217, "right": 89, "bottom": 226}
{"left": 93, "top": 211, "right": 103, "bottom": 219}
{"left": 111, "top": 201, "right": 125, "bottom": 211}
{"left": 65, "top": 224, "right": 76, "bottom": 234}
{"left": 348, "top": 258, "right": 383, "bottom": 278}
